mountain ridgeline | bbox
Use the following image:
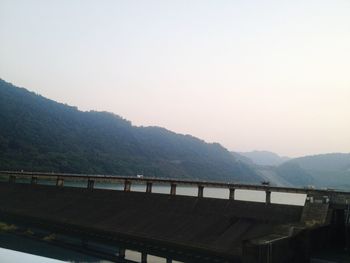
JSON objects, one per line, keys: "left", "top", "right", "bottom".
{"left": 233, "top": 151, "right": 350, "bottom": 190}
{"left": 284, "top": 153, "right": 350, "bottom": 189}
{"left": 0, "top": 79, "right": 261, "bottom": 183}
{"left": 236, "top": 151, "right": 290, "bottom": 166}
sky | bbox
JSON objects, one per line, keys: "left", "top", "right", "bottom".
{"left": 0, "top": 0, "right": 349, "bottom": 157}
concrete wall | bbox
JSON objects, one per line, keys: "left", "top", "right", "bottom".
{"left": 0, "top": 182, "right": 304, "bottom": 260}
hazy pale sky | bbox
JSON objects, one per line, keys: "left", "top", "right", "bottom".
{"left": 1, "top": 0, "right": 349, "bottom": 157}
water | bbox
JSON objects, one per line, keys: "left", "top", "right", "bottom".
{"left": 0, "top": 247, "right": 65, "bottom": 263}
{"left": 0, "top": 233, "right": 113, "bottom": 263}
{"left": 33, "top": 178, "right": 306, "bottom": 206}
{"left": 0, "top": 231, "right": 184, "bottom": 263}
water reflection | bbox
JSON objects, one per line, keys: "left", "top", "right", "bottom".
{"left": 0, "top": 233, "right": 113, "bottom": 263}
{"left": 0, "top": 231, "right": 186, "bottom": 263}
{"left": 0, "top": 247, "right": 65, "bottom": 263}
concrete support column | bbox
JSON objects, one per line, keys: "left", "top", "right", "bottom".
{"left": 9, "top": 175, "right": 16, "bottom": 184}
{"left": 31, "top": 176, "right": 38, "bottom": 184}
{"left": 56, "top": 177, "right": 64, "bottom": 187}
{"left": 117, "top": 248, "right": 125, "bottom": 259}
{"left": 229, "top": 188, "right": 235, "bottom": 200}
{"left": 170, "top": 183, "right": 177, "bottom": 195}
{"left": 265, "top": 190, "right": 271, "bottom": 204}
{"left": 141, "top": 252, "right": 147, "bottom": 263}
{"left": 124, "top": 180, "right": 131, "bottom": 192}
{"left": 198, "top": 185, "right": 204, "bottom": 198}
{"left": 87, "top": 179, "right": 94, "bottom": 190}
{"left": 146, "top": 182, "right": 153, "bottom": 193}
{"left": 305, "top": 195, "right": 314, "bottom": 204}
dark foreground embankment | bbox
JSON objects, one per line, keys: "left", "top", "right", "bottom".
{"left": 0, "top": 182, "right": 303, "bottom": 261}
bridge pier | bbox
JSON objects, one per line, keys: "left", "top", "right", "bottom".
{"left": 56, "top": 178, "right": 64, "bottom": 187}
{"left": 198, "top": 185, "right": 204, "bottom": 198}
{"left": 31, "top": 176, "right": 38, "bottom": 184}
{"left": 229, "top": 188, "right": 235, "bottom": 200}
{"left": 124, "top": 180, "right": 131, "bottom": 192}
{"left": 170, "top": 183, "right": 176, "bottom": 195}
{"left": 146, "top": 182, "right": 153, "bottom": 193}
{"left": 265, "top": 190, "right": 271, "bottom": 204}
{"left": 9, "top": 175, "right": 16, "bottom": 183}
{"left": 117, "top": 248, "right": 125, "bottom": 259}
{"left": 87, "top": 179, "right": 94, "bottom": 190}
{"left": 141, "top": 252, "right": 147, "bottom": 263}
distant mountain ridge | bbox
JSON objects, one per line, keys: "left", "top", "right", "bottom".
{"left": 288, "top": 153, "right": 350, "bottom": 172}
{"left": 0, "top": 79, "right": 261, "bottom": 183}
{"left": 234, "top": 151, "right": 290, "bottom": 166}
{"left": 253, "top": 152, "right": 350, "bottom": 190}
{"left": 284, "top": 153, "right": 350, "bottom": 190}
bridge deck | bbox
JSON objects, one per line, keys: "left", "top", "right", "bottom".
{"left": 2, "top": 170, "right": 350, "bottom": 197}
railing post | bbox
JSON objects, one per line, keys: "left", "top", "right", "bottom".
{"left": 31, "top": 176, "right": 38, "bottom": 184}
{"left": 141, "top": 252, "right": 147, "bottom": 263}
{"left": 87, "top": 179, "right": 94, "bottom": 190}
{"left": 266, "top": 190, "right": 271, "bottom": 204}
{"left": 170, "top": 183, "right": 176, "bottom": 196}
{"left": 229, "top": 188, "right": 235, "bottom": 200}
{"left": 198, "top": 185, "right": 204, "bottom": 198}
{"left": 124, "top": 180, "right": 131, "bottom": 192}
{"left": 146, "top": 182, "right": 153, "bottom": 193}
{"left": 56, "top": 177, "right": 64, "bottom": 187}
{"left": 9, "top": 175, "right": 16, "bottom": 184}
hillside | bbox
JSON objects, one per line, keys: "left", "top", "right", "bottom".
{"left": 285, "top": 153, "right": 350, "bottom": 190}
{"left": 236, "top": 151, "right": 290, "bottom": 166}
{"left": 289, "top": 153, "right": 350, "bottom": 172}
{"left": 0, "top": 79, "right": 261, "bottom": 183}
{"left": 255, "top": 153, "right": 350, "bottom": 190}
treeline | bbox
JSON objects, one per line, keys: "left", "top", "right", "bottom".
{"left": 0, "top": 79, "right": 260, "bottom": 183}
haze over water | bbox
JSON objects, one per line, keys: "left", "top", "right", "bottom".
{"left": 1, "top": 0, "right": 350, "bottom": 157}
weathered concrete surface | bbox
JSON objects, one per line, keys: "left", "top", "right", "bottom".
{"left": 301, "top": 202, "right": 330, "bottom": 225}
{"left": 0, "top": 182, "right": 304, "bottom": 260}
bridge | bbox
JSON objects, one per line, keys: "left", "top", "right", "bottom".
{"left": 0, "top": 171, "right": 349, "bottom": 262}
{"left": 2, "top": 170, "right": 350, "bottom": 206}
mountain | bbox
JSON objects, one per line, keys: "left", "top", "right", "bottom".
{"left": 230, "top": 152, "right": 255, "bottom": 166}
{"left": 274, "top": 162, "right": 315, "bottom": 187}
{"left": 236, "top": 151, "right": 290, "bottom": 166}
{"left": 0, "top": 79, "right": 261, "bottom": 183}
{"left": 285, "top": 153, "right": 350, "bottom": 190}
{"left": 256, "top": 153, "right": 350, "bottom": 190}
{"left": 288, "top": 153, "right": 350, "bottom": 172}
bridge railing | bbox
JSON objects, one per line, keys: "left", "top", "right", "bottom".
{"left": 1, "top": 170, "right": 349, "bottom": 205}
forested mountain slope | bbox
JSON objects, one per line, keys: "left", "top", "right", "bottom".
{"left": 0, "top": 79, "right": 261, "bottom": 182}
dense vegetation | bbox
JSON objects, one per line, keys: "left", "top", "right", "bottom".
{"left": 0, "top": 79, "right": 261, "bottom": 182}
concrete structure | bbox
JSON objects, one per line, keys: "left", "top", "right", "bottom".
{"left": 0, "top": 182, "right": 305, "bottom": 262}
{"left": 0, "top": 171, "right": 349, "bottom": 262}
{"left": 1, "top": 170, "right": 349, "bottom": 207}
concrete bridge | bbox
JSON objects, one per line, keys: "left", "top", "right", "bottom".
{"left": 0, "top": 171, "right": 349, "bottom": 262}
{"left": 1, "top": 170, "right": 350, "bottom": 207}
